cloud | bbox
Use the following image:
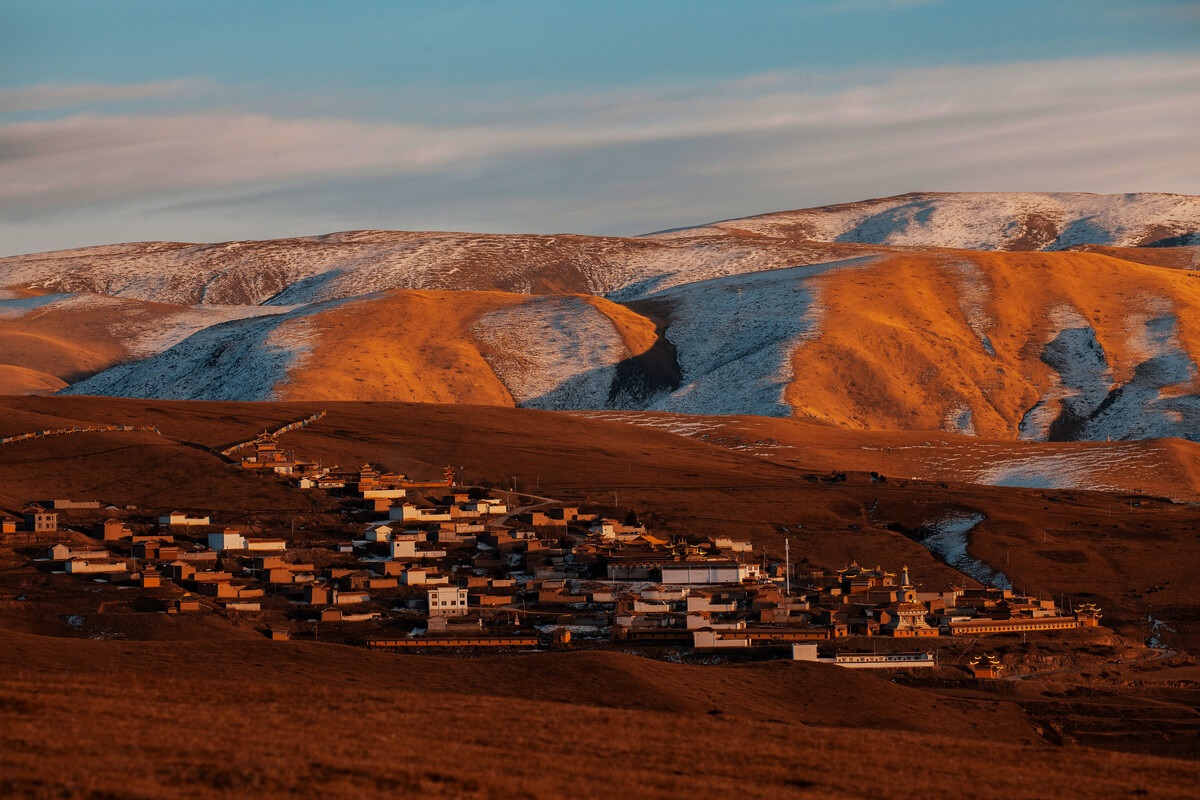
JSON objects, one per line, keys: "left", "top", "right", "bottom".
{"left": 0, "top": 53, "right": 1197, "bottom": 250}
{"left": 0, "top": 80, "right": 206, "bottom": 114}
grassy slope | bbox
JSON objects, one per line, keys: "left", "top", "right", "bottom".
{"left": 3, "top": 631, "right": 1198, "bottom": 800}
{"left": 787, "top": 249, "right": 1200, "bottom": 436}
{"left": 2, "top": 397, "right": 1200, "bottom": 797}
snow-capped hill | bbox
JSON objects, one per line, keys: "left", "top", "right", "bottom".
{"left": 61, "top": 299, "right": 350, "bottom": 401}
{"left": 0, "top": 230, "right": 856, "bottom": 307}
{"left": 670, "top": 192, "right": 1200, "bottom": 251}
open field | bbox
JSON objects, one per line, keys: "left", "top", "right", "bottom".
{"left": 2, "top": 396, "right": 1199, "bottom": 797}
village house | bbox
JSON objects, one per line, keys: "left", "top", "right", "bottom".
{"left": 132, "top": 537, "right": 179, "bottom": 561}
{"left": 24, "top": 505, "right": 58, "bottom": 533}
{"left": 660, "top": 562, "right": 761, "bottom": 585}
{"left": 389, "top": 503, "right": 453, "bottom": 523}
{"left": 427, "top": 586, "right": 470, "bottom": 617}
{"left": 52, "top": 499, "right": 101, "bottom": 510}
{"left": 65, "top": 558, "right": 129, "bottom": 575}
{"left": 160, "top": 512, "right": 211, "bottom": 527}
{"left": 708, "top": 536, "right": 753, "bottom": 553}
{"left": 390, "top": 538, "right": 447, "bottom": 560}
{"left": 95, "top": 518, "right": 133, "bottom": 541}
{"left": 47, "top": 543, "right": 108, "bottom": 561}
{"left": 208, "top": 529, "right": 245, "bottom": 551}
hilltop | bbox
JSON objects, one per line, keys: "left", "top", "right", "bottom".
{"left": 1, "top": 192, "right": 1199, "bottom": 445}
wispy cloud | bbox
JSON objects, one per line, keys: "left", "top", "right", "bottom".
{"left": 1, "top": 53, "right": 1197, "bottom": 251}
{"left": 0, "top": 80, "right": 207, "bottom": 114}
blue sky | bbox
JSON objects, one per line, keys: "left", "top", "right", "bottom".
{"left": 2, "top": 0, "right": 1198, "bottom": 254}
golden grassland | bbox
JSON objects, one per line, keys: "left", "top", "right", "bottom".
{"left": 3, "top": 632, "right": 1199, "bottom": 800}
{"left": 786, "top": 249, "right": 1200, "bottom": 435}
{"left": 2, "top": 397, "right": 1200, "bottom": 796}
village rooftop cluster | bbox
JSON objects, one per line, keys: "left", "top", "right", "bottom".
{"left": 6, "top": 425, "right": 1102, "bottom": 674}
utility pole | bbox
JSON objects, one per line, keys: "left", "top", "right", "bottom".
{"left": 785, "top": 538, "right": 791, "bottom": 597}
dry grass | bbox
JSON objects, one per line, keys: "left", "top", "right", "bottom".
{"left": 786, "top": 249, "right": 1200, "bottom": 436}
{"left": 1, "top": 632, "right": 1197, "bottom": 800}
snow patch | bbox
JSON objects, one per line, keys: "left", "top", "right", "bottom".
{"left": 918, "top": 511, "right": 1011, "bottom": 590}
{"left": 62, "top": 300, "right": 344, "bottom": 400}
{"left": 472, "top": 297, "right": 629, "bottom": 409}
{"left": 641, "top": 258, "right": 873, "bottom": 416}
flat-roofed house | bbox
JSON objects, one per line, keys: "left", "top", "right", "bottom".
{"left": 427, "top": 586, "right": 469, "bottom": 617}
{"left": 660, "top": 562, "right": 760, "bottom": 585}
{"left": 24, "top": 506, "right": 57, "bottom": 533}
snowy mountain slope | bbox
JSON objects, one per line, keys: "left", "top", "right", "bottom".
{"left": 631, "top": 258, "right": 875, "bottom": 416}
{"left": 8, "top": 191, "right": 1200, "bottom": 446}
{"left": 471, "top": 296, "right": 631, "bottom": 409}
{"left": 669, "top": 192, "right": 1200, "bottom": 251}
{"left": 61, "top": 300, "right": 347, "bottom": 401}
{"left": 0, "top": 229, "right": 870, "bottom": 307}
{"left": 3, "top": 193, "right": 1195, "bottom": 314}
{"left": 1021, "top": 297, "right": 1200, "bottom": 441}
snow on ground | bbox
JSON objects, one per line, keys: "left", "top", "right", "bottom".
{"left": 638, "top": 258, "right": 873, "bottom": 416}
{"left": 942, "top": 405, "right": 977, "bottom": 436}
{"left": 974, "top": 447, "right": 1152, "bottom": 493}
{"left": 950, "top": 259, "right": 996, "bottom": 357}
{"left": 0, "top": 292, "right": 78, "bottom": 319}
{"left": 471, "top": 297, "right": 629, "bottom": 409}
{"left": 569, "top": 410, "right": 787, "bottom": 457}
{"left": 918, "top": 511, "right": 1011, "bottom": 590}
{"left": 1019, "top": 305, "right": 1114, "bottom": 440}
{"left": 1020, "top": 299, "right": 1200, "bottom": 442}
{"left": 569, "top": 410, "right": 716, "bottom": 437}
{"left": 687, "top": 192, "right": 1200, "bottom": 251}
{"left": 121, "top": 303, "right": 299, "bottom": 358}
{"left": 62, "top": 300, "right": 345, "bottom": 400}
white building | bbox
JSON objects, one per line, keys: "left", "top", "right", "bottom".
{"left": 390, "top": 539, "right": 446, "bottom": 560}
{"left": 363, "top": 488, "right": 407, "bottom": 500}
{"left": 207, "top": 530, "right": 246, "bottom": 551}
{"left": 659, "top": 562, "right": 759, "bottom": 585}
{"left": 243, "top": 538, "right": 287, "bottom": 552}
{"left": 427, "top": 586, "right": 469, "bottom": 617}
{"left": 65, "top": 559, "right": 127, "bottom": 574}
{"left": 389, "top": 504, "right": 452, "bottom": 522}
{"left": 161, "top": 512, "right": 211, "bottom": 527}
{"left": 709, "top": 536, "right": 753, "bottom": 553}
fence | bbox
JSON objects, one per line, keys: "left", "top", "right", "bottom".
{"left": 219, "top": 410, "right": 327, "bottom": 456}
{"left": 0, "top": 424, "right": 162, "bottom": 446}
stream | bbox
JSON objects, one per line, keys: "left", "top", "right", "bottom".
{"left": 917, "top": 511, "right": 1012, "bottom": 590}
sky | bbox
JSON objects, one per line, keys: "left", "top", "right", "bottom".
{"left": 1, "top": 0, "right": 1198, "bottom": 255}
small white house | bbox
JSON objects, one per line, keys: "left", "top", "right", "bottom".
{"left": 427, "top": 586, "right": 469, "bottom": 617}
{"left": 590, "top": 520, "right": 617, "bottom": 540}
{"left": 207, "top": 530, "right": 246, "bottom": 551}
{"left": 389, "top": 504, "right": 453, "bottom": 523}
{"left": 390, "top": 539, "right": 447, "bottom": 560}
{"left": 363, "top": 488, "right": 407, "bottom": 500}
{"left": 366, "top": 524, "right": 394, "bottom": 542}
{"left": 161, "top": 512, "right": 211, "bottom": 527}
{"left": 660, "top": 562, "right": 759, "bottom": 585}
{"left": 65, "top": 559, "right": 127, "bottom": 574}
{"left": 243, "top": 538, "right": 287, "bottom": 552}
{"left": 709, "top": 536, "right": 753, "bottom": 553}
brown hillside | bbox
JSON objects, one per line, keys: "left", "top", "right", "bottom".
{"left": 0, "top": 364, "right": 67, "bottom": 395}
{"left": 572, "top": 410, "right": 1200, "bottom": 501}
{"left": 4, "top": 397, "right": 1200, "bottom": 650}
{"left": 4, "top": 631, "right": 1197, "bottom": 799}
{"left": 277, "top": 290, "right": 524, "bottom": 404}
{"left": 787, "top": 249, "right": 1200, "bottom": 436}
